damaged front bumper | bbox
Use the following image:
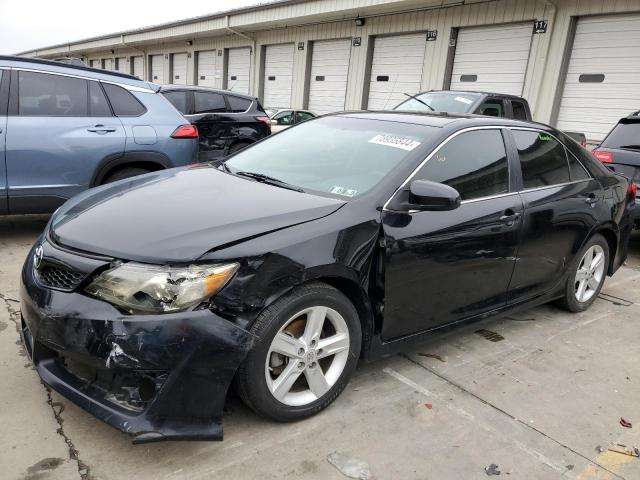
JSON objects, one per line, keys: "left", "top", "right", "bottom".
{"left": 20, "top": 240, "right": 255, "bottom": 443}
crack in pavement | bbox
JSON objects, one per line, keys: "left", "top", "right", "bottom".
{"left": 399, "top": 353, "right": 626, "bottom": 480}
{"left": 0, "top": 291, "right": 92, "bottom": 480}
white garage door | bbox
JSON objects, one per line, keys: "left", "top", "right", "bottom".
{"left": 198, "top": 50, "right": 219, "bottom": 88}
{"left": 308, "top": 39, "right": 351, "bottom": 114}
{"left": 172, "top": 53, "right": 188, "bottom": 85}
{"left": 263, "top": 43, "right": 294, "bottom": 109}
{"left": 557, "top": 14, "right": 640, "bottom": 142}
{"left": 150, "top": 54, "right": 165, "bottom": 83}
{"left": 367, "top": 33, "right": 427, "bottom": 110}
{"left": 132, "top": 56, "right": 144, "bottom": 79}
{"left": 102, "top": 58, "right": 113, "bottom": 71}
{"left": 450, "top": 23, "right": 533, "bottom": 96}
{"left": 115, "top": 57, "right": 128, "bottom": 74}
{"left": 227, "top": 47, "right": 251, "bottom": 94}
{"left": 90, "top": 59, "right": 100, "bottom": 69}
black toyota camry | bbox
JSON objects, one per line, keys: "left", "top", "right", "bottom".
{"left": 20, "top": 112, "right": 634, "bottom": 443}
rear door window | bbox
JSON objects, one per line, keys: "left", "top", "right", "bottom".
{"left": 476, "top": 98, "right": 505, "bottom": 117}
{"left": 296, "top": 111, "right": 315, "bottom": 123}
{"left": 194, "top": 92, "right": 227, "bottom": 113}
{"left": 18, "top": 71, "right": 87, "bottom": 116}
{"left": 513, "top": 130, "right": 571, "bottom": 189}
{"left": 162, "top": 91, "right": 189, "bottom": 114}
{"left": 227, "top": 95, "right": 251, "bottom": 112}
{"left": 273, "top": 110, "right": 294, "bottom": 125}
{"left": 88, "top": 81, "right": 112, "bottom": 117}
{"left": 413, "top": 129, "right": 509, "bottom": 201}
{"left": 511, "top": 100, "right": 528, "bottom": 120}
{"left": 102, "top": 83, "right": 146, "bottom": 116}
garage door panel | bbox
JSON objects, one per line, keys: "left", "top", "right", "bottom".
{"left": 172, "top": 53, "right": 188, "bottom": 85}
{"left": 450, "top": 23, "right": 532, "bottom": 96}
{"left": 197, "top": 50, "right": 218, "bottom": 88}
{"left": 263, "top": 43, "right": 294, "bottom": 109}
{"left": 557, "top": 13, "right": 640, "bottom": 142}
{"left": 150, "top": 55, "right": 164, "bottom": 83}
{"left": 309, "top": 40, "right": 351, "bottom": 115}
{"left": 132, "top": 57, "right": 144, "bottom": 79}
{"left": 227, "top": 47, "right": 251, "bottom": 94}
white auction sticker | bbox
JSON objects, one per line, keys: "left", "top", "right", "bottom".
{"left": 368, "top": 134, "right": 421, "bottom": 151}
{"left": 455, "top": 96, "right": 473, "bottom": 105}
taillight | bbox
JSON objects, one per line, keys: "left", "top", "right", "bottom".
{"left": 593, "top": 150, "right": 613, "bottom": 163}
{"left": 256, "top": 116, "right": 272, "bottom": 131}
{"left": 629, "top": 182, "right": 638, "bottom": 199}
{"left": 171, "top": 125, "right": 199, "bottom": 138}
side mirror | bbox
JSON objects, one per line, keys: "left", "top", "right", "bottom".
{"left": 408, "top": 180, "right": 461, "bottom": 211}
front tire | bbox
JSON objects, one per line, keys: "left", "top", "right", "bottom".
{"left": 557, "top": 234, "right": 609, "bottom": 312}
{"left": 235, "top": 282, "right": 361, "bottom": 422}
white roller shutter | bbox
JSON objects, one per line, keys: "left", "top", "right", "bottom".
{"left": 197, "top": 50, "right": 219, "bottom": 88}
{"left": 308, "top": 39, "right": 351, "bottom": 114}
{"left": 90, "top": 59, "right": 100, "bottom": 69}
{"left": 557, "top": 14, "right": 640, "bottom": 142}
{"left": 102, "top": 58, "right": 113, "bottom": 71}
{"left": 172, "top": 53, "right": 188, "bottom": 85}
{"left": 227, "top": 47, "right": 251, "bottom": 94}
{"left": 450, "top": 23, "right": 533, "bottom": 96}
{"left": 367, "top": 33, "right": 427, "bottom": 110}
{"left": 115, "top": 57, "right": 127, "bottom": 74}
{"left": 132, "top": 56, "right": 144, "bottom": 79}
{"left": 150, "top": 54, "right": 165, "bottom": 83}
{"left": 263, "top": 43, "right": 294, "bottom": 109}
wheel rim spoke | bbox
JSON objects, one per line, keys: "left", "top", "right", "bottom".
{"left": 271, "top": 332, "right": 304, "bottom": 359}
{"left": 590, "top": 251, "right": 604, "bottom": 272}
{"left": 588, "top": 277, "right": 600, "bottom": 291}
{"left": 303, "top": 306, "right": 327, "bottom": 344}
{"left": 317, "top": 333, "right": 349, "bottom": 360}
{"left": 575, "top": 268, "right": 589, "bottom": 282}
{"left": 271, "top": 361, "right": 303, "bottom": 401}
{"left": 576, "top": 279, "right": 588, "bottom": 301}
{"left": 304, "top": 366, "right": 330, "bottom": 398}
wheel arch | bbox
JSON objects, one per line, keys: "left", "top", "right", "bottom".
{"left": 91, "top": 151, "right": 173, "bottom": 186}
{"left": 593, "top": 225, "right": 618, "bottom": 275}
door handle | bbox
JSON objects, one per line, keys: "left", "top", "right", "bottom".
{"left": 585, "top": 193, "right": 600, "bottom": 205}
{"left": 87, "top": 125, "right": 116, "bottom": 134}
{"left": 499, "top": 210, "right": 521, "bottom": 226}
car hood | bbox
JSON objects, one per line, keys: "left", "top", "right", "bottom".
{"left": 50, "top": 165, "right": 345, "bottom": 263}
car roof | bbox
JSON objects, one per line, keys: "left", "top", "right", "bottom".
{"left": 160, "top": 85, "right": 256, "bottom": 100}
{"left": 334, "top": 110, "right": 545, "bottom": 129}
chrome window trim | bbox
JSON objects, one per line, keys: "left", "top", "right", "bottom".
{"left": 382, "top": 125, "right": 509, "bottom": 211}
{"left": 507, "top": 126, "right": 593, "bottom": 187}
{"left": 516, "top": 179, "right": 592, "bottom": 194}
{"left": 14, "top": 68, "right": 154, "bottom": 93}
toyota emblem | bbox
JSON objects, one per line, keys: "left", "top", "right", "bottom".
{"left": 33, "top": 245, "right": 44, "bottom": 269}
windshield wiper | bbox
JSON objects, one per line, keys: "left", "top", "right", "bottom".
{"left": 403, "top": 92, "right": 434, "bottom": 111}
{"left": 618, "top": 145, "right": 640, "bottom": 151}
{"left": 235, "top": 171, "right": 304, "bottom": 192}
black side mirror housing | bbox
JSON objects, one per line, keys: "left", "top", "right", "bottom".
{"left": 407, "top": 179, "right": 461, "bottom": 211}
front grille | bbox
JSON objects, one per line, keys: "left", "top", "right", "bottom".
{"left": 37, "top": 264, "right": 86, "bottom": 291}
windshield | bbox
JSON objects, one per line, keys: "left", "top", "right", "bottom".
{"left": 394, "top": 92, "right": 482, "bottom": 113}
{"left": 224, "top": 116, "right": 435, "bottom": 198}
{"left": 601, "top": 120, "right": 640, "bottom": 149}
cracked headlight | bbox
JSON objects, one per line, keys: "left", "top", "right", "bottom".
{"left": 85, "top": 262, "right": 239, "bottom": 314}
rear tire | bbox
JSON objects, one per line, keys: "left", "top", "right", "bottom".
{"left": 234, "top": 282, "right": 361, "bottom": 422}
{"left": 557, "top": 234, "right": 609, "bottom": 312}
{"left": 102, "top": 167, "right": 150, "bottom": 184}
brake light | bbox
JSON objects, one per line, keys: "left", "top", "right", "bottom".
{"left": 256, "top": 116, "right": 272, "bottom": 131}
{"left": 171, "top": 125, "right": 199, "bottom": 138}
{"left": 593, "top": 150, "right": 613, "bottom": 163}
{"left": 629, "top": 182, "right": 638, "bottom": 199}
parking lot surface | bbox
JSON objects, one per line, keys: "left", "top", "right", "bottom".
{"left": 1, "top": 215, "right": 640, "bottom": 480}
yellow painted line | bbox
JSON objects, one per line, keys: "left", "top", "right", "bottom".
{"left": 577, "top": 449, "right": 635, "bottom": 480}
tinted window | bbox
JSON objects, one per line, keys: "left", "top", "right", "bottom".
{"left": 513, "top": 130, "right": 570, "bottom": 189}
{"left": 102, "top": 83, "right": 146, "bottom": 116}
{"left": 511, "top": 101, "right": 528, "bottom": 120}
{"left": 568, "top": 154, "right": 590, "bottom": 181}
{"left": 88, "top": 81, "right": 112, "bottom": 116}
{"left": 477, "top": 99, "right": 504, "bottom": 117}
{"left": 273, "top": 110, "right": 294, "bottom": 125}
{"left": 19, "top": 71, "right": 87, "bottom": 116}
{"left": 296, "top": 111, "right": 315, "bottom": 123}
{"left": 227, "top": 95, "right": 251, "bottom": 112}
{"left": 601, "top": 121, "right": 640, "bottom": 149}
{"left": 194, "top": 92, "right": 226, "bottom": 113}
{"left": 162, "top": 91, "right": 188, "bottom": 114}
{"left": 414, "top": 130, "right": 509, "bottom": 201}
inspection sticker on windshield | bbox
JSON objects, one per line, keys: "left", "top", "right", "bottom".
{"left": 331, "top": 186, "right": 358, "bottom": 197}
{"left": 455, "top": 96, "right": 473, "bottom": 105}
{"left": 368, "top": 134, "right": 421, "bottom": 151}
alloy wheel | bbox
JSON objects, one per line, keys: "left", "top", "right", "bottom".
{"left": 574, "top": 244, "right": 606, "bottom": 303}
{"left": 265, "top": 306, "right": 350, "bottom": 406}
